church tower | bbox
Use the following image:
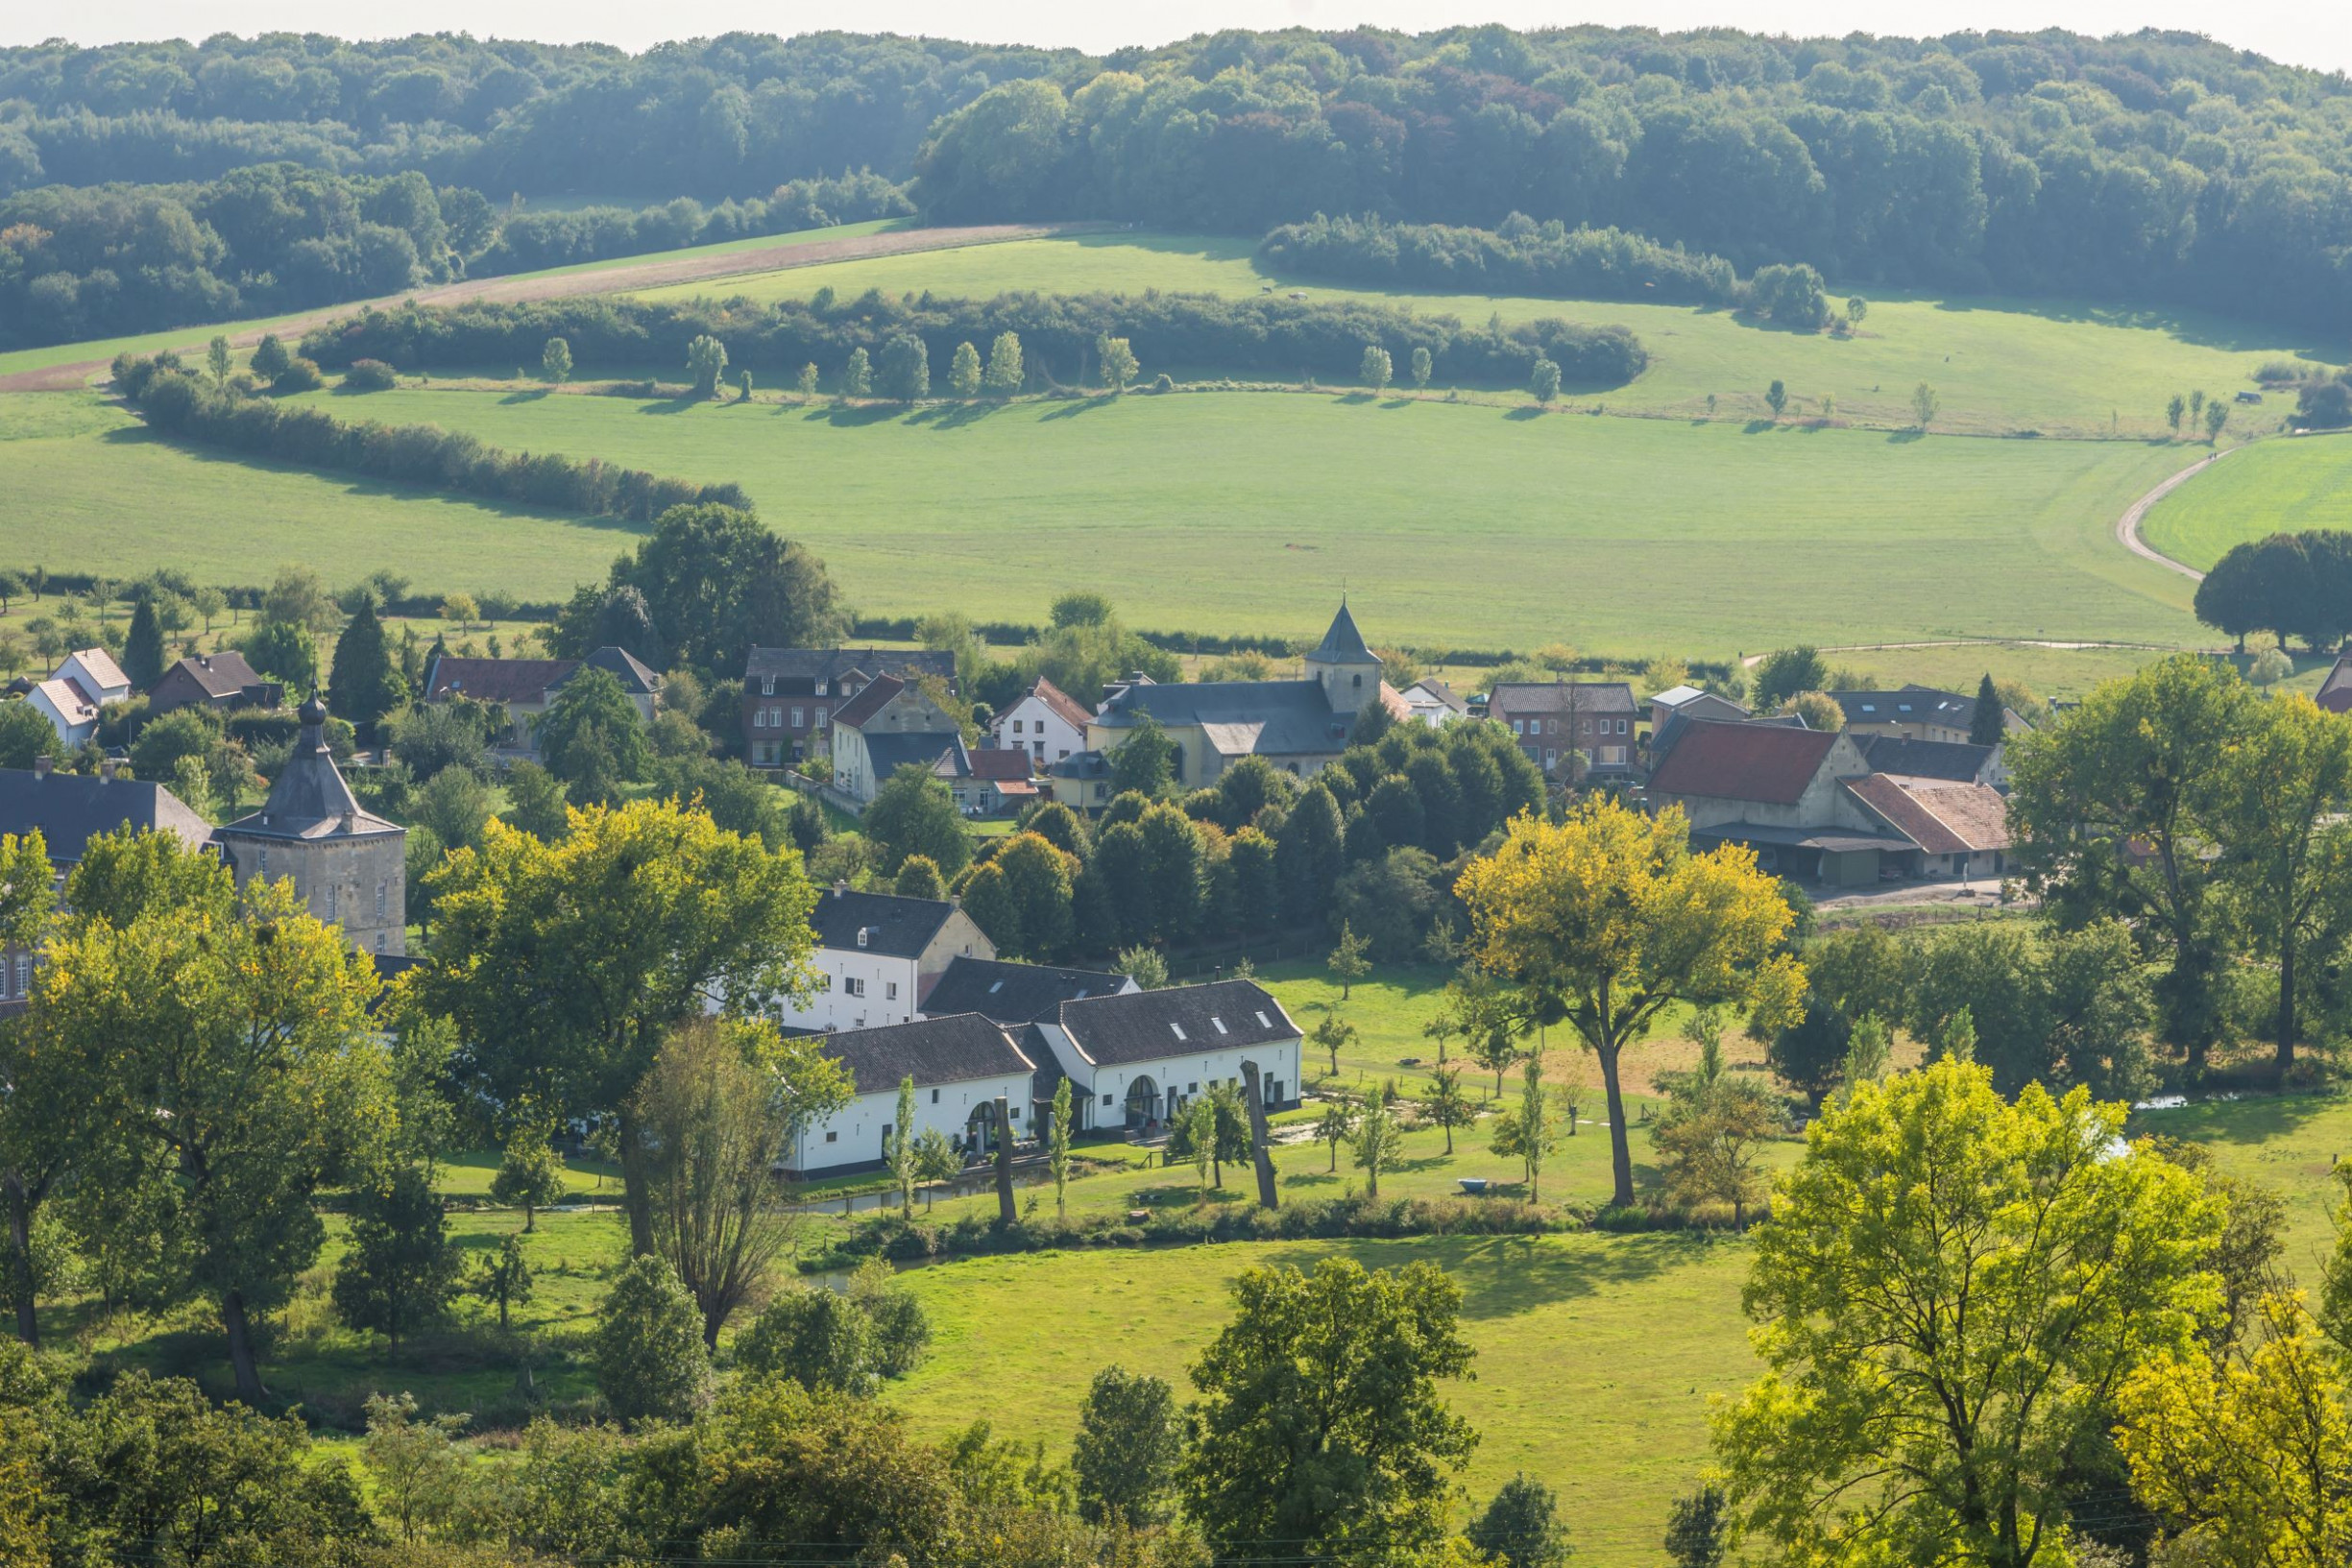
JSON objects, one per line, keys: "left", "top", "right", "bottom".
{"left": 215, "top": 694, "right": 408, "bottom": 956}
{"left": 1304, "top": 601, "right": 1382, "bottom": 716}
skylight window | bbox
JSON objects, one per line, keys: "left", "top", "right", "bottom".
{"left": 1171, "top": 1023, "right": 1187, "bottom": 1041}
{"left": 1255, "top": 1011, "right": 1273, "bottom": 1028}
{"left": 1211, "top": 1017, "right": 1227, "bottom": 1034}
{"left": 988, "top": 980, "right": 1005, "bottom": 994}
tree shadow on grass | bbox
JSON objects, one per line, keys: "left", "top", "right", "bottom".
{"left": 497, "top": 388, "right": 551, "bottom": 405}
{"left": 812, "top": 402, "right": 907, "bottom": 428}
{"left": 1254, "top": 1229, "right": 1716, "bottom": 1320}
{"left": 1503, "top": 405, "right": 1547, "bottom": 421}
{"left": 1040, "top": 396, "right": 1112, "bottom": 422}
{"left": 635, "top": 395, "right": 706, "bottom": 416}
{"left": 1335, "top": 392, "right": 1378, "bottom": 406}
{"left": 1884, "top": 428, "right": 1927, "bottom": 445}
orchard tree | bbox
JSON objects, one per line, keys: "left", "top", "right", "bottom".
{"left": 948, "top": 340, "right": 982, "bottom": 397}
{"left": 1351, "top": 1081, "right": 1401, "bottom": 1196}
{"left": 1764, "top": 379, "right": 1788, "bottom": 419}
{"left": 206, "top": 335, "right": 232, "bottom": 384}
{"left": 983, "top": 330, "right": 1024, "bottom": 394}
{"left": 1361, "top": 344, "right": 1393, "bottom": 392}
{"left": 1462, "top": 802, "right": 1803, "bottom": 1207}
{"left": 471, "top": 1233, "right": 534, "bottom": 1330}
{"left": 1421, "top": 1065, "right": 1475, "bottom": 1154}
{"left": 542, "top": 336, "right": 572, "bottom": 384}
{"left": 2206, "top": 398, "right": 2230, "bottom": 444}
{"left": 1713, "top": 1058, "right": 2220, "bottom": 1568}
{"left": 1410, "top": 346, "right": 1433, "bottom": 389}
{"left": 1530, "top": 356, "right": 1561, "bottom": 403}
{"left": 1912, "top": 381, "right": 1940, "bottom": 429}
{"left": 1181, "top": 1258, "right": 1475, "bottom": 1563}
{"left": 1098, "top": 334, "right": 1139, "bottom": 394}
{"left": 1488, "top": 1056, "right": 1557, "bottom": 1200}
{"left": 879, "top": 333, "right": 929, "bottom": 403}
{"left": 417, "top": 799, "right": 820, "bottom": 1257}
{"left": 1327, "top": 920, "right": 1372, "bottom": 999}
{"left": 2166, "top": 392, "right": 2187, "bottom": 434}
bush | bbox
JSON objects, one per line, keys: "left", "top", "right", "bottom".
{"left": 591, "top": 1256, "right": 711, "bottom": 1425}
{"left": 272, "top": 356, "right": 324, "bottom": 394}
{"left": 342, "top": 358, "right": 398, "bottom": 391}
{"left": 1262, "top": 212, "right": 1740, "bottom": 307}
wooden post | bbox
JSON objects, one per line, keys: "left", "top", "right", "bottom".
{"left": 1240, "top": 1061, "right": 1278, "bottom": 1211}
{"left": 993, "top": 1096, "right": 1017, "bottom": 1225}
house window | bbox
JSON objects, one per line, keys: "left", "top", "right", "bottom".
{"left": 1103, "top": 1093, "right": 1115, "bottom": 1106}
{"left": 762, "top": 676, "right": 776, "bottom": 696}
{"left": 932, "top": 1088, "right": 940, "bottom": 1103}
{"left": 1511, "top": 719, "right": 1524, "bottom": 735}
{"left": 14, "top": 955, "right": 29, "bottom": 994}
{"left": 814, "top": 708, "right": 829, "bottom": 727}
{"left": 845, "top": 977, "right": 865, "bottom": 997}
{"left": 820, "top": 974, "right": 834, "bottom": 992}
{"left": 1581, "top": 719, "right": 1592, "bottom": 735}
{"left": 791, "top": 708, "right": 805, "bottom": 729}
{"left": 257, "top": 848, "right": 268, "bottom": 877}
{"left": 825, "top": 1130, "right": 837, "bottom": 1143}
{"left": 376, "top": 880, "right": 387, "bottom": 919}
{"left": 1012, "top": 719, "right": 1023, "bottom": 734}
{"left": 325, "top": 881, "right": 337, "bottom": 920}
{"left": 886, "top": 981, "right": 898, "bottom": 1001}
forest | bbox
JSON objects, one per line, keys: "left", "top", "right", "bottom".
{"left": 5, "top": 25, "right": 2352, "bottom": 346}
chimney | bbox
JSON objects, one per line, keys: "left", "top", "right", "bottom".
{"left": 98, "top": 759, "right": 116, "bottom": 781}
{"left": 950, "top": 893, "right": 962, "bottom": 911}
{"left": 833, "top": 880, "right": 848, "bottom": 899}
{"left": 342, "top": 809, "right": 357, "bottom": 832}
{"left": 32, "top": 756, "right": 52, "bottom": 779}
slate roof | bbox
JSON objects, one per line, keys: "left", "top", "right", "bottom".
{"left": 1843, "top": 775, "right": 2012, "bottom": 856}
{"left": 867, "top": 730, "right": 965, "bottom": 783}
{"left": 1309, "top": 603, "right": 1374, "bottom": 661}
{"left": 1831, "top": 686, "right": 1980, "bottom": 729}
{"left": 218, "top": 696, "right": 402, "bottom": 841}
{"left": 1052, "top": 751, "right": 1110, "bottom": 781}
{"left": 1646, "top": 719, "right": 1839, "bottom": 805}
{"left": 2318, "top": 655, "right": 2352, "bottom": 715}
{"left": 920, "top": 956, "right": 1134, "bottom": 1025}
{"left": 1051, "top": 979, "right": 1299, "bottom": 1067}
{"left": 742, "top": 646, "right": 957, "bottom": 692}
{"left": 1405, "top": 677, "right": 1467, "bottom": 714}
{"left": 1094, "top": 679, "right": 1360, "bottom": 755}
{"left": 811, "top": 887, "right": 958, "bottom": 958}
{"left": 1489, "top": 681, "right": 1640, "bottom": 717}
{"left": 831, "top": 674, "right": 907, "bottom": 731}
{"left": 579, "top": 646, "right": 661, "bottom": 696}
{"left": 0, "top": 766, "right": 214, "bottom": 866}
{"left": 1026, "top": 678, "right": 1093, "bottom": 730}
{"left": 424, "top": 655, "right": 576, "bottom": 705}
{"left": 164, "top": 650, "right": 262, "bottom": 700}
{"left": 1688, "top": 821, "right": 1918, "bottom": 855}
{"left": 1854, "top": 736, "right": 1999, "bottom": 784}
{"left": 821, "top": 1013, "right": 1034, "bottom": 1096}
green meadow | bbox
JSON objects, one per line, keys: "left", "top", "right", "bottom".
{"left": 2139, "top": 433, "right": 2352, "bottom": 570}
{"left": 143, "top": 381, "right": 2198, "bottom": 656}
{"left": 631, "top": 229, "right": 2314, "bottom": 441}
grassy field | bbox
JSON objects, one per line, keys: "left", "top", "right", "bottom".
{"left": 2139, "top": 433, "right": 2352, "bottom": 570}
{"left": 81, "top": 381, "right": 2195, "bottom": 657}
{"left": 631, "top": 229, "right": 2316, "bottom": 441}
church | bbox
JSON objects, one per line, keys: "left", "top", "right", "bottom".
{"left": 1054, "top": 603, "right": 1409, "bottom": 807}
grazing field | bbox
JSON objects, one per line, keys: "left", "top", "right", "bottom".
{"left": 0, "top": 391, "right": 648, "bottom": 597}
{"left": 2138, "top": 434, "right": 2352, "bottom": 570}
{"left": 630, "top": 229, "right": 2314, "bottom": 440}
{"left": 104, "top": 382, "right": 2196, "bottom": 656}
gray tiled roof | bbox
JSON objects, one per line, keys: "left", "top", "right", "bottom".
{"left": 1831, "top": 686, "right": 1979, "bottom": 728}
{"left": 1053, "top": 979, "right": 1299, "bottom": 1067}
{"left": 1854, "top": 735, "right": 1999, "bottom": 783}
{"left": 0, "top": 767, "right": 213, "bottom": 866}
{"left": 1489, "top": 681, "right": 1639, "bottom": 716}
{"left": 1094, "top": 680, "right": 1359, "bottom": 756}
{"left": 921, "top": 956, "right": 1133, "bottom": 1025}
{"left": 822, "top": 1013, "right": 1034, "bottom": 1096}
{"left": 218, "top": 697, "right": 401, "bottom": 842}
{"left": 862, "top": 730, "right": 964, "bottom": 783}
{"left": 1309, "top": 603, "right": 1373, "bottom": 661}
{"left": 743, "top": 646, "right": 956, "bottom": 691}
{"left": 811, "top": 887, "right": 956, "bottom": 958}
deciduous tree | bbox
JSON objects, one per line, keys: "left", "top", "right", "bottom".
{"left": 1075, "top": 1365, "right": 1181, "bottom": 1527}
{"left": 592, "top": 1255, "right": 710, "bottom": 1424}
{"left": 1460, "top": 801, "right": 1805, "bottom": 1206}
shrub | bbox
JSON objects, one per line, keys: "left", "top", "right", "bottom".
{"left": 591, "top": 1256, "right": 710, "bottom": 1425}
{"left": 272, "top": 356, "right": 325, "bottom": 394}
{"left": 342, "top": 358, "right": 398, "bottom": 391}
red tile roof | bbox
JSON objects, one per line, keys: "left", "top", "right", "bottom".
{"left": 1646, "top": 720, "right": 1838, "bottom": 806}
{"left": 829, "top": 673, "right": 907, "bottom": 730}
{"left": 1029, "top": 677, "right": 1093, "bottom": 730}
{"left": 1843, "top": 775, "right": 2012, "bottom": 855}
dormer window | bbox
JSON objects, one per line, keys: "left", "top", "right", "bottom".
{"left": 762, "top": 676, "right": 775, "bottom": 695}
{"left": 857, "top": 929, "right": 869, "bottom": 949}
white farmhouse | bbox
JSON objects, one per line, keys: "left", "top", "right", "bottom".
{"left": 765, "top": 885, "right": 996, "bottom": 1033}
{"left": 1025, "top": 979, "right": 1302, "bottom": 1134}
{"left": 991, "top": 677, "right": 1092, "bottom": 768}
{"left": 55, "top": 648, "right": 131, "bottom": 707}
{"left": 27, "top": 647, "right": 132, "bottom": 750}
{"left": 789, "top": 1013, "right": 1036, "bottom": 1175}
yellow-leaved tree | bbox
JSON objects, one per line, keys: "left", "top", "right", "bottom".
{"left": 2115, "top": 1292, "right": 2352, "bottom": 1568}
{"left": 1456, "top": 800, "right": 1806, "bottom": 1208}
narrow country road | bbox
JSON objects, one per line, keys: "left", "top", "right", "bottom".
{"left": 2114, "top": 447, "right": 2232, "bottom": 583}
{"left": 0, "top": 221, "right": 1106, "bottom": 394}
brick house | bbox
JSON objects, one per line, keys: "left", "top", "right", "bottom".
{"left": 1489, "top": 680, "right": 1640, "bottom": 780}
{"left": 740, "top": 647, "right": 958, "bottom": 768}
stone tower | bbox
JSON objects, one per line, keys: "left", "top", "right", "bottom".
{"left": 1303, "top": 600, "right": 1382, "bottom": 716}
{"left": 215, "top": 694, "right": 408, "bottom": 956}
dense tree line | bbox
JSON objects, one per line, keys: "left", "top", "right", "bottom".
{"left": 1260, "top": 210, "right": 1742, "bottom": 306}
{"left": 0, "top": 166, "right": 910, "bottom": 348}
{"left": 113, "top": 350, "right": 751, "bottom": 522}
{"left": 2193, "top": 529, "right": 2352, "bottom": 651}
{"left": 0, "top": 33, "right": 1074, "bottom": 193}
{"left": 300, "top": 287, "right": 1649, "bottom": 389}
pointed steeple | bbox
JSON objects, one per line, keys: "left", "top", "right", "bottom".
{"left": 1311, "top": 600, "right": 1372, "bottom": 662}
{"left": 1304, "top": 600, "right": 1381, "bottom": 715}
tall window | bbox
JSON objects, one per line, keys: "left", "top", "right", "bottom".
{"left": 325, "top": 880, "right": 338, "bottom": 920}
{"left": 376, "top": 880, "right": 388, "bottom": 919}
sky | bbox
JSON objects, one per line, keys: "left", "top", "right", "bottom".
{"left": 9, "top": 0, "right": 2352, "bottom": 77}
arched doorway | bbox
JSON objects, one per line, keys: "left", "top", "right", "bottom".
{"left": 1125, "top": 1075, "right": 1163, "bottom": 1131}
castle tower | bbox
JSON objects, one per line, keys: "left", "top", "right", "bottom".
{"left": 1303, "top": 601, "right": 1382, "bottom": 715}
{"left": 215, "top": 694, "right": 408, "bottom": 956}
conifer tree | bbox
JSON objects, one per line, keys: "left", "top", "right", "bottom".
{"left": 122, "top": 595, "right": 166, "bottom": 689}
{"left": 330, "top": 591, "right": 409, "bottom": 732}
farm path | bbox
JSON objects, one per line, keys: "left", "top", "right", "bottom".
{"left": 0, "top": 222, "right": 1104, "bottom": 393}
{"left": 2114, "top": 447, "right": 2231, "bottom": 583}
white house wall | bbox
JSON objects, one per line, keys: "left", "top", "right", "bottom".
{"left": 1031, "top": 1026, "right": 1303, "bottom": 1128}
{"left": 763, "top": 948, "right": 922, "bottom": 1032}
{"left": 790, "top": 1069, "right": 1034, "bottom": 1172}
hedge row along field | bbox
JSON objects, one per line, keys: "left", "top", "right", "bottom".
{"left": 112, "top": 350, "right": 751, "bottom": 522}
{"left": 297, "top": 288, "right": 1650, "bottom": 390}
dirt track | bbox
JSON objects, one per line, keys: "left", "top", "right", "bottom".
{"left": 0, "top": 222, "right": 1101, "bottom": 393}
